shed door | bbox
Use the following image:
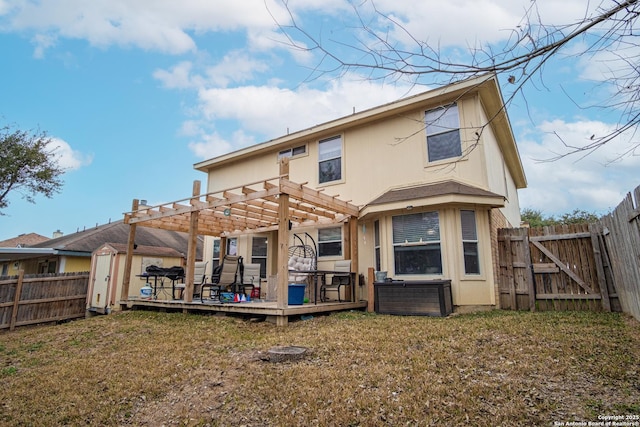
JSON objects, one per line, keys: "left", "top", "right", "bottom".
{"left": 91, "top": 254, "right": 112, "bottom": 309}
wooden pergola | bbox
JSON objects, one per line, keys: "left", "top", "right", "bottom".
{"left": 119, "top": 159, "right": 360, "bottom": 325}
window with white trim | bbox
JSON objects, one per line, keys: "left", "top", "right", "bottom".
{"left": 425, "top": 103, "right": 462, "bottom": 162}
{"left": 392, "top": 212, "right": 442, "bottom": 275}
{"left": 318, "top": 136, "right": 342, "bottom": 183}
{"left": 461, "top": 210, "right": 480, "bottom": 274}
{"left": 227, "top": 238, "right": 237, "bottom": 256}
{"left": 318, "top": 227, "right": 342, "bottom": 257}
{"left": 211, "top": 239, "right": 221, "bottom": 270}
{"left": 278, "top": 145, "right": 306, "bottom": 160}
{"left": 251, "top": 236, "right": 268, "bottom": 278}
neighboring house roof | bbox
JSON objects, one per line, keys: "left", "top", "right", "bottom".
{"left": 98, "top": 243, "right": 184, "bottom": 258}
{"left": 360, "top": 180, "right": 506, "bottom": 217}
{"left": 194, "top": 73, "right": 527, "bottom": 189}
{"left": 0, "top": 220, "right": 203, "bottom": 262}
{"left": 0, "top": 233, "right": 49, "bottom": 248}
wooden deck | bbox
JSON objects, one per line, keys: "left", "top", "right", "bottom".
{"left": 121, "top": 297, "right": 368, "bottom": 325}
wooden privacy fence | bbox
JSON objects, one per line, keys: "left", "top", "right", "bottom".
{"left": 498, "top": 224, "right": 619, "bottom": 312}
{"left": 0, "top": 271, "right": 89, "bottom": 331}
{"left": 599, "top": 185, "right": 640, "bottom": 321}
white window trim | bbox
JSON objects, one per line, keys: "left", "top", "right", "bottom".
{"left": 318, "top": 135, "right": 344, "bottom": 186}
{"left": 424, "top": 103, "right": 463, "bottom": 165}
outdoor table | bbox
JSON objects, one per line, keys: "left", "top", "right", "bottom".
{"left": 137, "top": 273, "right": 184, "bottom": 300}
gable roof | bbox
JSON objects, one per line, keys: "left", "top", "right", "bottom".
{"left": 0, "top": 221, "right": 202, "bottom": 262}
{"left": 98, "top": 243, "right": 184, "bottom": 258}
{"left": 194, "top": 73, "right": 527, "bottom": 189}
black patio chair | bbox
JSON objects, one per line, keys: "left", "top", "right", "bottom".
{"left": 201, "top": 255, "right": 243, "bottom": 303}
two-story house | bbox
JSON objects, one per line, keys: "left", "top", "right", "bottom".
{"left": 123, "top": 73, "right": 526, "bottom": 319}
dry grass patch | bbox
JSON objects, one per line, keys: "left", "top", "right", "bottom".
{"left": 0, "top": 310, "right": 638, "bottom": 426}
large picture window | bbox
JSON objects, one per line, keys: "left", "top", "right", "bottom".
{"left": 425, "top": 104, "right": 462, "bottom": 162}
{"left": 318, "top": 136, "right": 342, "bottom": 183}
{"left": 393, "top": 212, "right": 442, "bottom": 275}
{"left": 461, "top": 210, "right": 480, "bottom": 274}
{"left": 318, "top": 227, "right": 342, "bottom": 257}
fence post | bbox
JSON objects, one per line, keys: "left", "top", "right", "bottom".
{"left": 590, "top": 224, "right": 611, "bottom": 312}
{"left": 10, "top": 270, "right": 25, "bottom": 331}
{"left": 522, "top": 231, "right": 536, "bottom": 312}
{"left": 504, "top": 235, "right": 516, "bottom": 310}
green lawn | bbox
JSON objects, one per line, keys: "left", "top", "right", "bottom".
{"left": 1, "top": 310, "right": 638, "bottom": 426}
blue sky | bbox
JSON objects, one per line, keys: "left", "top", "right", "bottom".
{"left": 0, "top": 0, "right": 638, "bottom": 241}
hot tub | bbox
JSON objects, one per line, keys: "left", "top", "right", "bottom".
{"left": 374, "top": 280, "right": 453, "bottom": 317}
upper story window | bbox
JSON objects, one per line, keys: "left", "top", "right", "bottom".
{"left": 278, "top": 145, "right": 306, "bottom": 160}
{"left": 425, "top": 103, "right": 462, "bottom": 162}
{"left": 318, "top": 136, "right": 342, "bottom": 184}
{"left": 318, "top": 227, "right": 342, "bottom": 257}
{"left": 461, "top": 210, "right": 480, "bottom": 275}
{"left": 392, "top": 212, "right": 442, "bottom": 275}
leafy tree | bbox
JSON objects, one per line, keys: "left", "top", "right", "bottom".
{"left": 521, "top": 208, "right": 552, "bottom": 227}
{"left": 521, "top": 207, "right": 600, "bottom": 227}
{"left": 0, "top": 124, "right": 65, "bottom": 212}
{"left": 557, "top": 209, "right": 600, "bottom": 225}
{"left": 274, "top": 0, "right": 639, "bottom": 160}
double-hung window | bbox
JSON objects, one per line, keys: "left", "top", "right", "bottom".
{"left": 318, "top": 136, "right": 342, "bottom": 183}
{"left": 392, "top": 212, "right": 442, "bottom": 275}
{"left": 318, "top": 227, "right": 342, "bottom": 257}
{"left": 461, "top": 210, "right": 480, "bottom": 274}
{"left": 425, "top": 103, "right": 462, "bottom": 162}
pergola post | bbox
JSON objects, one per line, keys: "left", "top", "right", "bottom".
{"left": 276, "top": 158, "right": 290, "bottom": 323}
{"left": 121, "top": 199, "right": 138, "bottom": 304}
{"left": 184, "top": 181, "right": 201, "bottom": 303}
{"left": 348, "top": 217, "right": 359, "bottom": 302}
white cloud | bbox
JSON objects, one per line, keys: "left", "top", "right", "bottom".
{"left": 48, "top": 138, "right": 93, "bottom": 171}
{"left": 190, "top": 76, "right": 420, "bottom": 150}
{"left": 518, "top": 118, "right": 640, "bottom": 216}
{"left": 153, "top": 61, "right": 202, "bottom": 89}
{"left": 204, "top": 51, "right": 270, "bottom": 87}
{"left": 188, "top": 129, "right": 256, "bottom": 159}
{"left": 2, "top": 0, "right": 291, "bottom": 56}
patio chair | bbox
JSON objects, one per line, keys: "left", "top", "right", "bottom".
{"left": 320, "top": 260, "right": 352, "bottom": 302}
{"left": 242, "top": 263, "right": 261, "bottom": 299}
{"left": 201, "top": 255, "right": 243, "bottom": 303}
{"left": 173, "top": 261, "right": 208, "bottom": 300}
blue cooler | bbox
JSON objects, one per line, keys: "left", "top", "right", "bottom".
{"left": 288, "top": 284, "right": 306, "bottom": 305}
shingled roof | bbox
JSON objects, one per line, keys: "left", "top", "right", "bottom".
{"left": 28, "top": 220, "right": 202, "bottom": 258}
{"left": 367, "top": 181, "right": 505, "bottom": 206}
{"left": 0, "top": 233, "right": 49, "bottom": 248}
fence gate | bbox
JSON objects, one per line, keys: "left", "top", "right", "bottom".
{"left": 497, "top": 224, "right": 619, "bottom": 312}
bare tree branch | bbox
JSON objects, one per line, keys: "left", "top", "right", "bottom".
{"left": 271, "top": 0, "right": 640, "bottom": 160}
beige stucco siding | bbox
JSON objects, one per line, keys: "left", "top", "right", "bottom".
{"left": 207, "top": 96, "right": 498, "bottom": 207}
{"left": 198, "top": 77, "right": 525, "bottom": 309}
